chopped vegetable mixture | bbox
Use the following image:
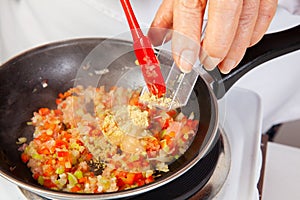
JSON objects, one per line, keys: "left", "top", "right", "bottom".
{"left": 20, "top": 86, "right": 198, "bottom": 193}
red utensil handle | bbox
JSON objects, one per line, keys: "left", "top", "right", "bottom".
{"left": 120, "top": 0, "right": 167, "bottom": 98}
{"left": 120, "top": 0, "right": 144, "bottom": 41}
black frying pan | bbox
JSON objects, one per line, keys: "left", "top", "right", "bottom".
{"left": 0, "top": 25, "right": 299, "bottom": 199}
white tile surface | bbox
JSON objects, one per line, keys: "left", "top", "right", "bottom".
{"left": 262, "top": 142, "right": 300, "bottom": 200}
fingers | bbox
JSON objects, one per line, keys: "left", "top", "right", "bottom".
{"left": 250, "top": 0, "right": 278, "bottom": 45}
{"left": 172, "top": 0, "right": 207, "bottom": 73}
{"left": 148, "top": 0, "right": 174, "bottom": 46}
{"left": 149, "top": 0, "right": 278, "bottom": 74}
{"left": 200, "top": 0, "right": 243, "bottom": 71}
{"left": 218, "top": 0, "right": 260, "bottom": 73}
{"left": 218, "top": 0, "right": 277, "bottom": 73}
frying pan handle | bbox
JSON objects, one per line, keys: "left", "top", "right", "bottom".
{"left": 210, "top": 24, "right": 300, "bottom": 99}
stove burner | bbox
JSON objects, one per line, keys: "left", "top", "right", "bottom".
{"left": 19, "top": 129, "right": 230, "bottom": 200}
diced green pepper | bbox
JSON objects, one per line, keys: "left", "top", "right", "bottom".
{"left": 161, "top": 140, "right": 170, "bottom": 153}
{"left": 38, "top": 176, "right": 44, "bottom": 185}
{"left": 67, "top": 173, "right": 78, "bottom": 186}
{"left": 74, "top": 170, "right": 83, "bottom": 179}
{"left": 32, "top": 153, "right": 43, "bottom": 160}
{"left": 55, "top": 166, "right": 65, "bottom": 175}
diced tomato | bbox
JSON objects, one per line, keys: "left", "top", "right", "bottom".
{"left": 162, "top": 119, "right": 171, "bottom": 129}
{"left": 93, "top": 186, "right": 99, "bottom": 193}
{"left": 116, "top": 178, "right": 125, "bottom": 189}
{"left": 166, "top": 109, "right": 177, "bottom": 118}
{"left": 43, "top": 179, "right": 56, "bottom": 188}
{"left": 33, "top": 173, "right": 40, "bottom": 180}
{"left": 76, "top": 139, "right": 84, "bottom": 146}
{"left": 134, "top": 172, "right": 143, "bottom": 181}
{"left": 115, "top": 171, "right": 149, "bottom": 189}
{"left": 145, "top": 176, "right": 154, "bottom": 184}
{"left": 21, "top": 153, "right": 30, "bottom": 163}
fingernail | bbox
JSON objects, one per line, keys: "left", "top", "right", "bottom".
{"left": 179, "top": 49, "right": 196, "bottom": 73}
{"left": 220, "top": 59, "right": 236, "bottom": 74}
{"left": 199, "top": 49, "right": 221, "bottom": 71}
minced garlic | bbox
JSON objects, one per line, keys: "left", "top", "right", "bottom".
{"left": 139, "top": 91, "right": 179, "bottom": 109}
{"left": 128, "top": 105, "right": 149, "bottom": 128}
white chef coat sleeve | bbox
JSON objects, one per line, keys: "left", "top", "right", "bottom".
{"left": 0, "top": 0, "right": 132, "bottom": 63}
{"left": 0, "top": 0, "right": 162, "bottom": 63}
{"left": 278, "top": 0, "right": 300, "bottom": 15}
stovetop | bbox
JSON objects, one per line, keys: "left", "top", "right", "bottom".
{"left": 0, "top": 87, "right": 263, "bottom": 199}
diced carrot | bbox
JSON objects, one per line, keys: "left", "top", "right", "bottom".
{"left": 38, "top": 108, "right": 50, "bottom": 116}
{"left": 45, "top": 158, "right": 55, "bottom": 165}
{"left": 57, "top": 151, "right": 69, "bottom": 157}
{"left": 61, "top": 132, "right": 72, "bottom": 141}
{"left": 123, "top": 172, "right": 135, "bottom": 185}
{"left": 58, "top": 93, "right": 64, "bottom": 99}
{"left": 78, "top": 177, "right": 88, "bottom": 184}
{"left": 60, "top": 102, "right": 67, "bottom": 109}
{"left": 110, "top": 86, "right": 117, "bottom": 91}
{"left": 43, "top": 121, "right": 50, "bottom": 129}
{"left": 55, "top": 139, "right": 69, "bottom": 148}
{"left": 56, "top": 98, "right": 62, "bottom": 105}
{"left": 43, "top": 166, "right": 55, "bottom": 177}
{"left": 129, "top": 91, "right": 140, "bottom": 106}
{"left": 168, "top": 131, "right": 176, "bottom": 138}
{"left": 71, "top": 185, "right": 81, "bottom": 192}
{"left": 54, "top": 109, "right": 63, "bottom": 115}
{"left": 36, "top": 132, "right": 52, "bottom": 142}
{"left": 37, "top": 147, "right": 50, "bottom": 155}
{"left": 63, "top": 91, "right": 72, "bottom": 98}
{"left": 86, "top": 153, "right": 93, "bottom": 161}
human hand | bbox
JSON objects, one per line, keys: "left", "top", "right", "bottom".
{"left": 148, "top": 0, "right": 278, "bottom": 74}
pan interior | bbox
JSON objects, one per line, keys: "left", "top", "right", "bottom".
{"left": 75, "top": 37, "right": 216, "bottom": 169}
{"left": 0, "top": 38, "right": 216, "bottom": 198}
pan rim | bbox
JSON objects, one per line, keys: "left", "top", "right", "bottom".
{"left": 0, "top": 37, "right": 220, "bottom": 199}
